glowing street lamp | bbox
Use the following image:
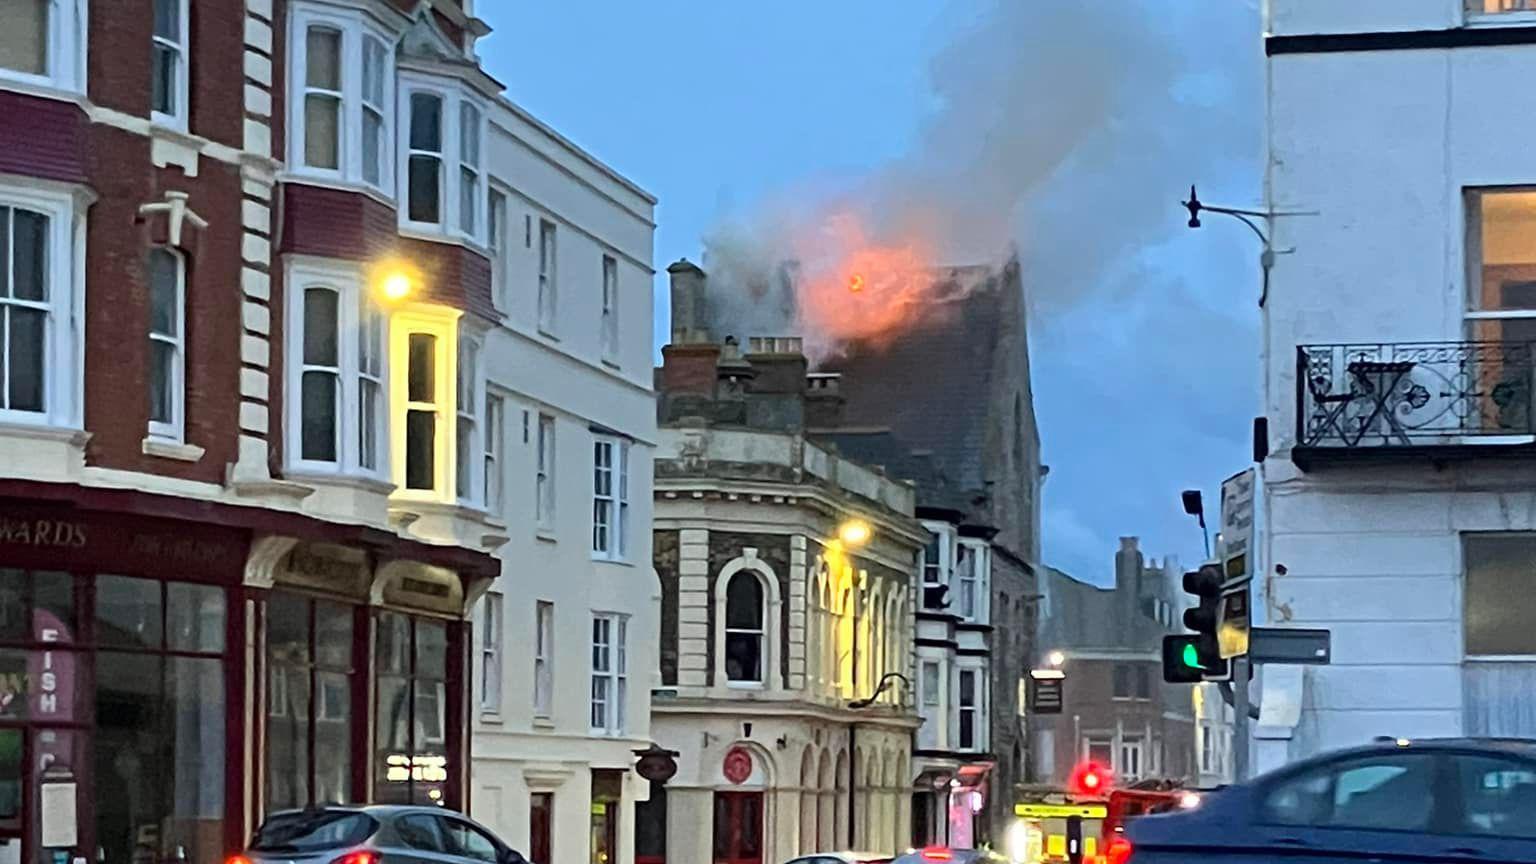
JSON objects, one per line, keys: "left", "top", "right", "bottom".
{"left": 837, "top": 519, "right": 871, "bottom": 547}
{"left": 382, "top": 271, "right": 413, "bottom": 301}
{"left": 370, "top": 257, "right": 420, "bottom": 304}
{"left": 1047, "top": 650, "right": 1066, "bottom": 668}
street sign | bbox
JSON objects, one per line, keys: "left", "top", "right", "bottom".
{"left": 1220, "top": 469, "right": 1256, "bottom": 586}
{"left": 1250, "top": 627, "right": 1332, "bottom": 665}
{"left": 1218, "top": 584, "right": 1251, "bottom": 660}
{"left": 1030, "top": 673, "right": 1064, "bottom": 714}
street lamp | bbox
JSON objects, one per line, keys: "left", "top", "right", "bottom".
{"left": 1046, "top": 650, "right": 1066, "bottom": 668}
{"left": 838, "top": 519, "right": 872, "bottom": 547}
{"left": 370, "top": 257, "right": 420, "bottom": 304}
{"left": 1180, "top": 184, "right": 1309, "bottom": 308}
{"left": 847, "top": 671, "right": 912, "bottom": 843}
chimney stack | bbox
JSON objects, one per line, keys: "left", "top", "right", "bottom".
{"left": 744, "top": 337, "right": 809, "bottom": 395}
{"left": 668, "top": 258, "right": 709, "bottom": 345}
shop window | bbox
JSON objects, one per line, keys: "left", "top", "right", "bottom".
{"left": 0, "top": 192, "right": 83, "bottom": 428}
{"left": 150, "top": 0, "right": 188, "bottom": 127}
{"left": 374, "top": 612, "right": 450, "bottom": 805}
{"left": 0, "top": 0, "right": 85, "bottom": 91}
{"left": 93, "top": 575, "right": 227, "bottom": 864}
{"left": 591, "top": 769, "right": 622, "bottom": 864}
{"left": 288, "top": 5, "right": 394, "bottom": 191}
{"left": 265, "top": 593, "right": 357, "bottom": 811}
{"left": 287, "top": 261, "right": 388, "bottom": 476}
{"left": 591, "top": 436, "right": 629, "bottom": 560}
{"left": 147, "top": 248, "right": 185, "bottom": 442}
{"left": 723, "top": 570, "right": 765, "bottom": 685}
{"left": 589, "top": 613, "right": 627, "bottom": 735}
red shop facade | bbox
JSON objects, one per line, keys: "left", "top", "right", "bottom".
{"left": 0, "top": 482, "right": 499, "bottom": 864}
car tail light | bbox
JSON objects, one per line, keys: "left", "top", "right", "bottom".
{"left": 1106, "top": 836, "right": 1133, "bottom": 864}
{"left": 331, "top": 851, "right": 379, "bottom": 864}
{"left": 920, "top": 848, "right": 952, "bottom": 862}
{"left": 226, "top": 856, "right": 253, "bottom": 864}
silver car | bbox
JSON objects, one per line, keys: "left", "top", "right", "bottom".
{"left": 243, "top": 806, "right": 530, "bottom": 864}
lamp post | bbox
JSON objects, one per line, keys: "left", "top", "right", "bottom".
{"left": 847, "top": 671, "right": 912, "bottom": 849}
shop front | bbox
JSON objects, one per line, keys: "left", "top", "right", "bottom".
{"left": 0, "top": 487, "right": 496, "bottom": 864}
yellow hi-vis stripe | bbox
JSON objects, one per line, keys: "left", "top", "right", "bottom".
{"left": 1014, "top": 803, "right": 1108, "bottom": 819}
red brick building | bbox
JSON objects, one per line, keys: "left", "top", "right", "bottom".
{"left": 0, "top": 3, "right": 510, "bottom": 864}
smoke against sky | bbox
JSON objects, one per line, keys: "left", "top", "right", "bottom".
{"left": 478, "top": 0, "right": 1264, "bottom": 584}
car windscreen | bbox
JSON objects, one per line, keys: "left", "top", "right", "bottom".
{"left": 252, "top": 811, "right": 378, "bottom": 852}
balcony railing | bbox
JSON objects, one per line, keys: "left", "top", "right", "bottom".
{"left": 1296, "top": 342, "right": 1536, "bottom": 455}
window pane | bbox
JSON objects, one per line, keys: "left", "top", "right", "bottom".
{"left": 167, "top": 582, "right": 225, "bottom": 653}
{"left": 363, "top": 109, "right": 383, "bottom": 186}
{"left": 409, "top": 93, "right": 442, "bottom": 152}
{"left": 167, "top": 656, "right": 225, "bottom": 864}
{"left": 301, "top": 371, "right": 338, "bottom": 462}
{"left": 0, "top": 0, "right": 46, "bottom": 76}
{"left": 460, "top": 104, "right": 480, "bottom": 165}
{"left": 459, "top": 168, "right": 477, "bottom": 234}
{"left": 406, "top": 410, "right": 435, "bottom": 490}
{"left": 408, "top": 333, "right": 436, "bottom": 402}
{"left": 151, "top": 43, "right": 177, "bottom": 116}
{"left": 306, "top": 28, "right": 341, "bottom": 90}
{"left": 7, "top": 306, "right": 44, "bottom": 413}
{"left": 315, "top": 601, "right": 353, "bottom": 668}
{"left": 1329, "top": 759, "right": 1436, "bottom": 830}
{"left": 408, "top": 156, "right": 442, "bottom": 223}
{"left": 456, "top": 419, "right": 473, "bottom": 500}
{"left": 303, "top": 289, "right": 338, "bottom": 366}
{"left": 95, "top": 653, "right": 164, "bottom": 864}
{"left": 417, "top": 620, "right": 447, "bottom": 680}
{"left": 149, "top": 339, "right": 174, "bottom": 425}
{"left": 304, "top": 95, "right": 340, "bottom": 170}
{"left": 11, "top": 210, "right": 45, "bottom": 301}
{"left": 724, "top": 633, "right": 761, "bottom": 683}
{"left": 95, "top": 575, "right": 162, "bottom": 649}
{"left": 1466, "top": 535, "right": 1536, "bottom": 655}
{"left": 315, "top": 670, "right": 352, "bottom": 804}
{"left": 149, "top": 250, "right": 178, "bottom": 336}
{"left": 362, "top": 38, "right": 385, "bottom": 105}
{"left": 377, "top": 612, "right": 410, "bottom": 675}
{"left": 374, "top": 675, "right": 410, "bottom": 802}
{"left": 725, "top": 572, "right": 763, "bottom": 630}
{"left": 267, "top": 593, "right": 310, "bottom": 665}
{"left": 153, "top": 0, "right": 179, "bottom": 40}
{"left": 0, "top": 728, "right": 16, "bottom": 821}
{"left": 33, "top": 571, "right": 74, "bottom": 641}
{"left": 1456, "top": 755, "right": 1536, "bottom": 839}
{"left": 359, "top": 379, "right": 380, "bottom": 470}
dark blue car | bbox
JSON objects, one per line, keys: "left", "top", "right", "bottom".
{"left": 1124, "top": 739, "right": 1536, "bottom": 863}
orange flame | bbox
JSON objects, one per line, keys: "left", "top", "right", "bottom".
{"left": 847, "top": 274, "right": 865, "bottom": 293}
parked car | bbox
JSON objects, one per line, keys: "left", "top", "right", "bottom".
{"left": 1124, "top": 738, "right": 1536, "bottom": 863}
{"left": 784, "top": 852, "right": 894, "bottom": 864}
{"left": 236, "top": 806, "right": 531, "bottom": 864}
{"left": 889, "top": 848, "right": 1009, "bottom": 864}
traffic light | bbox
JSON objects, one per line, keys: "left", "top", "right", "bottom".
{"left": 1068, "top": 761, "right": 1110, "bottom": 796}
{"left": 1162, "top": 633, "right": 1220, "bottom": 683}
{"left": 1182, "top": 563, "right": 1225, "bottom": 671}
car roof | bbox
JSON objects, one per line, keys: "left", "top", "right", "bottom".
{"left": 262, "top": 805, "right": 469, "bottom": 821}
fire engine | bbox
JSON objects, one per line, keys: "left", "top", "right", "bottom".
{"left": 1008, "top": 764, "right": 1201, "bottom": 864}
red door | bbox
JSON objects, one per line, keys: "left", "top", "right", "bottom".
{"left": 712, "top": 792, "right": 762, "bottom": 864}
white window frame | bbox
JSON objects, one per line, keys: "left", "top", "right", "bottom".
{"left": 534, "top": 600, "right": 553, "bottom": 720}
{"left": 398, "top": 75, "right": 488, "bottom": 242}
{"left": 284, "top": 258, "right": 389, "bottom": 478}
{"left": 956, "top": 664, "right": 986, "bottom": 752}
{"left": 920, "top": 522, "right": 953, "bottom": 611}
{"left": 390, "top": 306, "right": 458, "bottom": 500}
{"left": 458, "top": 102, "right": 482, "bottom": 237}
{"left": 536, "top": 413, "right": 555, "bottom": 531}
{"left": 483, "top": 392, "right": 504, "bottom": 514}
{"left": 285, "top": 5, "right": 395, "bottom": 192}
{"left": 590, "top": 612, "right": 628, "bottom": 735}
{"left": 921, "top": 660, "right": 941, "bottom": 707}
{"left": 1117, "top": 738, "right": 1144, "bottom": 782}
{"left": 0, "top": 185, "right": 84, "bottom": 429}
{"left": 600, "top": 254, "right": 619, "bottom": 363}
{"left": 537, "top": 219, "right": 557, "bottom": 334}
{"left": 479, "top": 591, "right": 502, "bottom": 716}
{"left": 591, "top": 435, "right": 630, "bottom": 561}
{"left": 723, "top": 570, "right": 767, "bottom": 686}
{"left": 488, "top": 186, "right": 510, "bottom": 312}
{"left": 149, "top": 0, "right": 189, "bottom": 129}
{"left": 146, "top": 247, "right": 185, "bottom": 442}
{"left": 455, "top": 334, "right": 484, "bottom": 506}
{"left": 0, "top": 0, "right": 87, "bottom": 94}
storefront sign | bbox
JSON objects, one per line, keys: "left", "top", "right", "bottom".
{"left": 0, "top": 518, "right": 86, "bottom": 548}
{"left": 0, "top": 507, "right": 246, "bottom": 578}
{"left": 39, "top": 783, "right": 76, "bottom": 847}
{"left": 722, "top": 746, "right": 753, "bottom": 785}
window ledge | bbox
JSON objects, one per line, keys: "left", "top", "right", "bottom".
{"left": 0, "top": 421, "right": 88, "bottom": 447}
{"left": 533, "top": 716, "right": 556, "bottom": 730}
{"left": 286, "top": 468, "right": 396, "bottom": 496}
{"left": 480, "top": 711, "right": 503, "bottom": 725}
{"left": 726, "top": 681, "right": 766, "bottom": 691}
{"left": 142, "top": 436, "right": 204, "bottom": 462}
{"left": 601, "top": 357, "right": 621, "bottom": 371}
{"left": 591, "top": 555, "right": 633, "bottom": 567}
{"left": 537, "top": 326, "right": 559, "bottom": 341}
{"left": 536, "top": 527, "right": 558, "bottom": 543}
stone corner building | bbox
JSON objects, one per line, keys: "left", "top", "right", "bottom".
{"left": 642, "top": 263, "right": 927, "bottom": 864}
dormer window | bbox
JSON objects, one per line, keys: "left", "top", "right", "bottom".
{"left": 399, "top": 77, "right": 487, "bottom": 243}
{"left": 286, "top": 5, "right": 395, "bottom": 193}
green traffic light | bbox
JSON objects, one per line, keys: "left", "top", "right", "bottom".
{"left": 1182, "top": 643, "right": 1205, "bottom": 670}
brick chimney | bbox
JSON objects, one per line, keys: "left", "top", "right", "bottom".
{"left": 668, "top": 258, "right": 709, "bottom": 345}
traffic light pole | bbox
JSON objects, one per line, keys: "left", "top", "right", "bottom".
{"left": 1232, "top": 657, "right": 1251, "bottom": 782}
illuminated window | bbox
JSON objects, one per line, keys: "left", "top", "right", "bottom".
{"left": 601, "top": 254, "right": 619, "bottom": 361}
{"left": 288, "top": 6, "right": 394, "bottom": 190}
{"left": 151, "top": 0, "right": 188, "bottom": 127}
{"left": 591, "top": 436, "right": 629, "bottom": 559}
{"left": 590, "top": 613, "right": 628, "bottom": 734}
{"left": 405, "top": 332, "right": 438, "bottom": 490}
{"left": 147, "top": 248, "right": 185, "bottom": 441}
{"left": 373, "top": 612, "right": 449, "bottom": 805}
{"left": 538, "top": 220, "right": 557, "bottom": 333}
{"left": 287, "top": 260, "right": 387, "bottom": 476}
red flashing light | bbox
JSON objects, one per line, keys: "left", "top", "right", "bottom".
{"left": 226, "top": 856, "right": 253, "bottom": 864}
{"left": 331, "top": 852, "right": 379, "bottom": 864}
{"left": 1069, "top": 761, "right": 1112, "bottom": 797}
{"left": 1106, "top": 836, "right": 1134, "bottom": 864}
{"left": 920, "top": 848, "right": 952, "bottom": 861}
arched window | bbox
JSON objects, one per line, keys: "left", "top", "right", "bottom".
{"left": 724, "top": 570, "right": 765, "bottom": 683}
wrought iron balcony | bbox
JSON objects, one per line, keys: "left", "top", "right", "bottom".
{"left": 1294, "top": 341, "right": 1536, "bottom": 468}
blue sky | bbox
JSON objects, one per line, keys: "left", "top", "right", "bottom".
{"left": 476, "top": 1, "right": 1264, "bottom": 585}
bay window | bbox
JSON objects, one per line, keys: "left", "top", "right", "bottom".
{"left": 147, "top": 248, "right": 185, "bottom": 441}
{"left": 287, "top": 7, "right": 394, "bottom": 190}
{"left": 285, "top": 260, "right": 387, "bottom": 476}
{"left": 455, "top": 336, "right": 483, "bottom": 504}
{"left": 400, "top": 81, "right": 488, "bottom": 241}
{"left": 0, "top": 188, "right": 82, "bottom": 428}
{"left": 389, "top": 308, "right": 467, "bottom": 500}
{"left": 0, "top": 0, "right": 84, "bottom": 90}
{"left": 150, "top": 0, "right": 188, "bottom": 126}
{"left": 591, "top": 436, "right": 630, "bottom": 560}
